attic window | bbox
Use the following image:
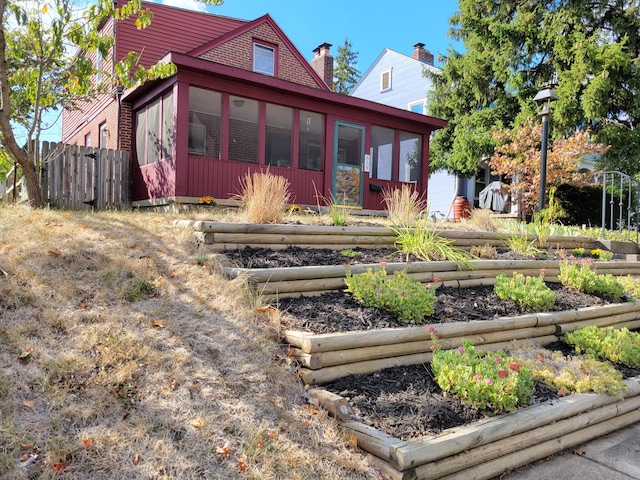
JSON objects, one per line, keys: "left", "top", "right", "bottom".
{"left": 253, "top": 43, "right": 275, "bottom": 76}
{"left": 380, "top": 68, "right": 392, "bottom": 92}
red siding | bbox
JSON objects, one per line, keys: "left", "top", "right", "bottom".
{"left": 179, "top": 157, "right": 325, "bottom": 206}
{"left": 115, "top": 1, "right": 246, "bottom": 70}
{"left": 132, "top": 158, "right": 177, "bottom": 200}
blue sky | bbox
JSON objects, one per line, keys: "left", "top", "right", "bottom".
{"left": 168, "top": 0, "right": 462, "bottom": 72}
{"left": 37, "top": 1, "right": 461, "bottom": 142}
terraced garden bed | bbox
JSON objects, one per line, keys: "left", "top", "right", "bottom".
{"left": 183, "top": 221, "right": 640, "bottom": 479}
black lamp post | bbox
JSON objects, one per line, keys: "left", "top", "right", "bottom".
{"left": 533, "top": 87, "right": 558, "bottom": 212}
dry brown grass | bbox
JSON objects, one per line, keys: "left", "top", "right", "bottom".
{"left": 462, "top": 207, "right": 502, "bottom": 232}
{"left": 236, "top": 169, "right": 292, "bottom": 224}
{"left": 382, "top": 185, "right": 427, "bottom": 227}
{"left": 0, "top": 205, "right": 376, "bottom": 479}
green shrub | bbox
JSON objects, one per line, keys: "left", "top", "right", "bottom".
{"left": 565, "top": 325, "right": 640, "bottom": 368}
{"left": 431, "top": 341, "right": 534, "bottom": 412}
{"left": 344, "top": 267, "right": 435, "bottom": 324}
{"left": 494, "top": 272, "right": 555, "bottom": 312}
{"left": 559, "top": 260, "right": 624, "bottom": 300}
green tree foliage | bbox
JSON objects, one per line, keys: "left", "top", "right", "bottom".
{"left": 427, "top": 0, "right": 640, "bottom": 177}
{"left": 333, "top": 37, "right": 360, "bottom": 94}
{"left": 490, "top": 120, "right": 609, "bottom": 215}
{"left": 0, "top": 0, "right": 221, "bottom": 207}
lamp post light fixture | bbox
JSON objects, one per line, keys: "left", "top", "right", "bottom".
{"left": 533, "top": 87, "right": 559, "bottom": 212}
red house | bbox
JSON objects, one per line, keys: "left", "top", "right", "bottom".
{"left": 61, "top": 2, "right": 447, "bottom": 211}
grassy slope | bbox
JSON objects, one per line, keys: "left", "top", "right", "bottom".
{"left": 0, "top": 206, "right": 375, "bottom": 480}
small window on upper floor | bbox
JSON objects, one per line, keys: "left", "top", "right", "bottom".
{"left": 84, "top": 133, "right": 91, "bottom": 147}
{"left": 409, "top": 100, "right": 426, "bottom": 114}
{"left": 380, "top": 68, "right": 392, "bottom": 92}
{"left": 99, "top": 122, "right": 108, "bottom": 148}
{"left": 96, "top": 50, "right": 103, "bottom": 84}
{"left": 253, "top": 43, "right": 275, "bottom": 76}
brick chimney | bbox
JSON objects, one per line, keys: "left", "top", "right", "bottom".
{"left": 311, "top": 42, "right": 333, "bottom": 89}
{"left": 412, "top": 42, "right": 434, "bottom": 66}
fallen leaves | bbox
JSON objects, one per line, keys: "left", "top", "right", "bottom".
{"left": 47, "top": 249, "right": 62, "bottom": 257}
{"left": 82, "top": 438, "right": 92, "bottom": 449}
{"left": 216, "top": 441, "right": 232, "bottom": 456}
{"left": 133, "top": 453, "right": 142, "bottom": 465}
{"left": 190, "top": 418, "right": 205, "bottom": 429}
{"left": 17, "top": 346, "right": 34, "bottom": 360}
{"left": 22, "top": 400, "right": 35, "bottom": 408}
{"left": 51, "top": 462, "right": 67, "bottom": 473}
{"left": 256, "top": 305, "right": 277, "bottom": 317}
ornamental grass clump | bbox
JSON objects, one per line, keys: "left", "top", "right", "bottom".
{"left": 559, "top": 259, "right": 625, "bottom": 300}
{"left": 494, "top": 271, "right": 555, "bottom": 312}
{"left": 344, "top": 266, "right": 435, "bottom": 324}
{"left": 565, "top": 326, "right": 640, "bottom": 368}
{"left": 431, "top": 341, "right": 534, "bottom": 412}
{"left": 391, "top": 219, "right": 475, "bottom": 267}
{"left": 237, "top": 168, "right": 291, "bottom": 224}
{"left": 382, "top": 184, "right": 428, "bottom": 227}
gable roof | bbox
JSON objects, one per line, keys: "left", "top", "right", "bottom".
{"left": 188, "top": 14, "right": 330, "bottom": 91}
{"left": 115, "top": 1, "right": 247, "bottom": 70}
{"left": 351, "top": 48, "right": 441, "bottom": 92}
{"left": 127, "top": 51, "right": 447, "bottom": 134}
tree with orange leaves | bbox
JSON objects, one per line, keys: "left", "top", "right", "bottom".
{"left": 489, "top": 120, "right": 609, "bottom": 217}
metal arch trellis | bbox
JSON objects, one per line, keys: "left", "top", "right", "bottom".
{"left": 595, "top": 171, "right": 640, "bottom": 243}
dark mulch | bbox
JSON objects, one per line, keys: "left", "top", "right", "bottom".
{"left": 225, "top": 246, "right": 638, "bottom": 441}
{"left": 323, "top": 341, "right": 640, "bottom": 441}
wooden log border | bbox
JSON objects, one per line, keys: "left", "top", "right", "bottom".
{"left": 286, "top": 302, "right": 640, "bottom": 385}
{"left": 176, "top": 220, "right": 600, "bottom": 252}
{"left": 309, "top": 374, "right": 640, "bottom": 480}
{"left": 173, "top": 221, "right": 640, "bottom": 478}
{"left": 220, "top": 258, "right": 640, "bottom": 299}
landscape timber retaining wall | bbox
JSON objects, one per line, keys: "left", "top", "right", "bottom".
{"left": 175, "top": 220, "right": 598, "bottom": 252}
{"left": 285, "top": 301, "right": 640, "bottom": 385}
{"left": 220, "top": 259, "right": 640, "bottom": 299}
{"left": 307, "top": 376, "right": 640, "bottom": 480}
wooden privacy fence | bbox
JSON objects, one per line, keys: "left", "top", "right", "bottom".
{"left": 40, "top": 142, "right": 131, "bottom": 210}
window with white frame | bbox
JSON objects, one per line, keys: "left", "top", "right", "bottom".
{"left": 99, "top": 122, "right": 108, "bottom": 148}
{"left": 409, "top": 100, "right": 426, "bottom": 114}
{"left": 253, "top": 43, "right": 275, "bottom": 76}
{"left": 380, "top": 68, "right": 392, "bottom": 92}
{"left": 96, "top": 50, "right": 103, "bottom": 84}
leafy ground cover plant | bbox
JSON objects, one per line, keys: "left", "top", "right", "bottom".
{"left": 558, "top": 259, "right": 625, "bottom": 300}
{"left": 391, "top": 220, "right": 475, "bottom": 267}
{"left": 344, "top": 266, "right": 435, "bottom": 324}
{"left": 431, "top": 340, "right": 534, "bottom": 412}
{"left": 382, "top": 184, "right": 427, "bottom": 227}
{"left": 510, "top": 344, "right": 626, "bottom": 395}
{"left": 340, "top": 248, "right": 361, "bottom": 259}
{"left": 565, "top": 326, "right": 640, "bottom": 368}
{"left": 619, "top": 275, "right": 640, "bottom": 298}
{"left": 590, "top": 248, "right": 614, "bottom": 261}
{"left": 494, "top": 272, "right": 555, "bottom": 312}
{"left": 236, "top": 168, "right": 291, "bottom": 223}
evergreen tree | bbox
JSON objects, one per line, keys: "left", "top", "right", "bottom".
{"left": 427, "top": 0, "right": 640, "bottom": 177}
{"left": 333, "top": 37, "right": 360, "bottom": 94}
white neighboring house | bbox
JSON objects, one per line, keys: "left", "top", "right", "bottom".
{"left": 351, "top": 43, "right": 461, "bottom": 220}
